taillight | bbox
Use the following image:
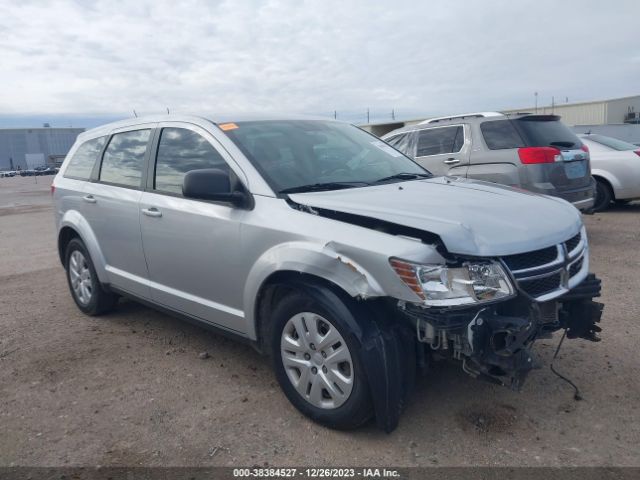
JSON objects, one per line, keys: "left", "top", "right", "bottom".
{"left": 580, "top": 144, "right": 589, "bottom": 153}
{"left": 634, "top": 150, "right": 640, "bottom": 157}
{"left": 518, "top": 146, "right": 562, "bottom": 164}
{"left": 50, "top": 184, "right": 56, "bottom": 195}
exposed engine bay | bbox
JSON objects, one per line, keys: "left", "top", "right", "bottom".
{"left": 400, "top": 274, "right": 603, "bottom": 389}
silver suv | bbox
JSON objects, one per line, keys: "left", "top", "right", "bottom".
{"left": 53, "top": 115, "right": 603, "bottom": 431}
{"left": 382, "top": 112, "right": 595, "bottom": 211}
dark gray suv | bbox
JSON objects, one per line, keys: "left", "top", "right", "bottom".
{"left": 383, "top": 112, "right": 595, "bottom": 211}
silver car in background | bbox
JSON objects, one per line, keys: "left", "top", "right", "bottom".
{"left": 578, "top": 133, "right": 640, "bottom": 211}
{"left": 53, "top": 115, "right": 603, "bottom": 432}
{"left": 383, "top": 112, "right": 595, "bottom": 211}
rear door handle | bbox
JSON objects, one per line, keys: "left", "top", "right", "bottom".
{"left": 83, "top": 194, "right": 97, "bottom": 204}
{"left": 141, "top": 207, "right": 162, "bottom": 218}
{"left": 443, "top": 158, "right": 460, "bottom": 164}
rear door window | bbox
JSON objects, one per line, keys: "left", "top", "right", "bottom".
{"left": 416, "top": 126, "right": 463, "bottom": 157}
{"left": 515, "top": 116, "right": 581, "bottom": 149}
{"left": 99, "top": 129, "right": 151, "bottom": 188}
{"left": 64, "top": 136, "right": 106, "bottom": 180}
{"left": 154, "top": 127, "right": 229, "bottom": 195}
{"left": 480, "top": 120, "right": 525, "bottom": 150}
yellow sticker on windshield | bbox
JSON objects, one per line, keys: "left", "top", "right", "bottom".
{"left": 219, "top": 123, "right": 239, "bottom": 131}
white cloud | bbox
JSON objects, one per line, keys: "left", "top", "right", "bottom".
{"left": 0, "top": 0, "right": 638, "bottom": 122}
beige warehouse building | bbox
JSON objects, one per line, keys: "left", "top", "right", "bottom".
{"left": 503, "top": 94, "right": 640, "bottom": 126}
{"left": 362, "top": 94, "right": 640, "bottom": 137}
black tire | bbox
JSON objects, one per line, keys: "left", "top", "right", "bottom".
{"left": 270, "top": 287, "right": 374, "bottom": 430}
{"left": 65, "top": 238, "right": 117, "bottom": 316}
{"left": 594, "top": 179, "right": 613, "bottom": 212}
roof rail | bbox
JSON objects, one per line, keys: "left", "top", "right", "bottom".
{"left": 419, "top": 111, "right": 503, "bottom": 124}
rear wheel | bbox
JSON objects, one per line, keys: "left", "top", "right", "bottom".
{"left": 594, "top": 179, "right": 613, "bottom": 212}
{"left": 65, "top": 238, "right": 117, "bottom": 315}
{"left": 270, "top": 289, "right": 373, "bottom": 430}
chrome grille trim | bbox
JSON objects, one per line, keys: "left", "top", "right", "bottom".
{"left": 501, "top": 228, "right": 588, "bottom": 301}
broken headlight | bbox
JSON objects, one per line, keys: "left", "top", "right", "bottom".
{"left": 389, "top": 258, "right": 514, "bottom": 306}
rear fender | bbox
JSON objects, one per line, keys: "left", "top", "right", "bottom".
{"left": 58, "top": 209, "right": 108, "bottom": 283}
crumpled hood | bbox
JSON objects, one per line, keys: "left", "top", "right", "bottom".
{"left": 289, "top": 176, "right": 583, "bottom": 257}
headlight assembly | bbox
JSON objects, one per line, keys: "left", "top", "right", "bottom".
{"left": 389, "top": 258, "right": 514, "bottom": 307}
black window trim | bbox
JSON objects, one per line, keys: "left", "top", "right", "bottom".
{"left": 415, "top": 124, "right": 466, "bottom": 158}
{"left": 93, "top": 126, "right": 155, "bottom": 191}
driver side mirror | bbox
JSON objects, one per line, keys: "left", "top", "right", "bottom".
{"left": 182, "top": 168, "right": 250, "bottom": 208}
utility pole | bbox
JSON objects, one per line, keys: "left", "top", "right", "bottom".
{"left": 391, "top": 109, "right": 395, "bottom": 120}
{"left": 366, "top": 108, "right": 370, "bottom": 124}
{"left": 551, "top": 96, "right": 555, "bottom": 114}
{"left": 334, "top": 110, "right": 337, "bottom": 119}
{"left": 534, "top": 92, "right": 538, "bottom": 113}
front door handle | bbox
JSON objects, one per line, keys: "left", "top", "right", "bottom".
{"left": 141, "top": 207, "right": 162, "bottom": 218}
{"left": 443, "top": 158, "right": 460, "bottom": 165}
{"left": 83, "top": 194, "right": 97, "bottom": 204}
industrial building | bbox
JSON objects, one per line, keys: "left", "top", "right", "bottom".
{"left": 361, "top": 94, "right": 640, "bottom": 138}
{"left": 0, "top": 126, "right": 84, "bottom": 171}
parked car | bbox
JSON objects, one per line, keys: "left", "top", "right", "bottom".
{"left": 578, "top": 134, "right": 640, "bottom": 211}
{"left": 382, "top": 112, "right": 595, "bottom": 211}
{"left": 53, "top": 115, "right": 603, "bottom": 431}
{"left": 0, "top": 170, "right": 16, "bottom": 178}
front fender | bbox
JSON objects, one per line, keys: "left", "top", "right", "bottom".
{"left": 59, "top": 209, "right": 108, "bottom": 283}
{"left": 242, "top": 241, "right": 386, "bottom": 339}
{"left": 592, "top": 169, "right": 622, "bottom": 193}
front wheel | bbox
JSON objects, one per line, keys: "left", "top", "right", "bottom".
{"left": 270, "top": 289, "right": 373, "bottom": 430}
{"left": 594, "top": 179, "right": 613, "bottom": 212}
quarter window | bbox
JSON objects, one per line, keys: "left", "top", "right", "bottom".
{"left": 416, "top": 126, "right": 463, "bottom": 157}
{"left": 64, "top": 136, "right": 106, "bottom": 180}
{"left": 99, "top": 130, "right": 151, "bottom": 188}
{"left": 481, "top": 120, "right": 525, "bottom": 150}
{"left": 385, "top": 133, "right": 412, "bottom": 155}
{"left": 154, "top": 128, "right": 229, "bottom": 195}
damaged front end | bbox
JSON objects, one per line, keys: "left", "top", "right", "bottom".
{"left": 401, "top": 273, "right": 603, "bottom": 389}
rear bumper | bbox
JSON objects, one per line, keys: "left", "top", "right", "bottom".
{"left": 527, "top": 177, "right": 596, "bottom": 211}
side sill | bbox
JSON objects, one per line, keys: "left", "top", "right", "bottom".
{"left": 108, "top": 286, "right": 260, "bottom": 351}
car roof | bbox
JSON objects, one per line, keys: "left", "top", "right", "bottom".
{"left": 76, "top": 113, "right": 341, "bottom": 142}
{"left": 382, "top": 112, "right": 554, "bottom": 138}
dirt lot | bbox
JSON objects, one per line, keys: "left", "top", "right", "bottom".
{"left": 0, "top": 175, "right": 638, "bottom": 467}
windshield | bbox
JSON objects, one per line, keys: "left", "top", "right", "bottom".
{"left": 583, "top": 134, "right": 638, "bottom": 151}
{"left": 222, "top": 120, "right": 429, "bottom": 193}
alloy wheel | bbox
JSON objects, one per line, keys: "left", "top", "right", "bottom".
{"left": 69, "top": 250, "right": 93, "bottom": 305}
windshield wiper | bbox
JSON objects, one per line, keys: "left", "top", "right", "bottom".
{"left": 549, "top": 141, "right": 576, "bottom": 148}
{"left": 279, "top": 181, "right": 370, "bottom": 194}
{"left": 373, "top": 172, "right": 432, "bottom": 184}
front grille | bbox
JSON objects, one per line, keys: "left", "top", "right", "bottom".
{"left": 519, "top": 273, "right": 562, "bottom": 298}
{"left": 500, "top": 230, "right": 586, "bottom": 300}
{"left": 502, "top": 246, "right": 558, "bottom": 271}
{"left": 569, "top": 258, "right": 584, "bottom": 277}
{"left": 565, "top": 232, "right": 581, "bottom": 253}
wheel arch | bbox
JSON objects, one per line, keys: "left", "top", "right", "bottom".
{"left": 57, "top": 210, "right": 108, "bottom": 283}
{"left": 591, "top": 171, "right": 619, "bottom": 199}
{"left": 242, "top": 241, "right": 387, "bottom": 343}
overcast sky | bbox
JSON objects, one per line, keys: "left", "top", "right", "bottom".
{"left": 0, "top": 0, "right": 638, "bottom": 126}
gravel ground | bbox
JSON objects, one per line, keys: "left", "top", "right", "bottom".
{"left": 0, "top": 176, "right": 638, "bottom": 467}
